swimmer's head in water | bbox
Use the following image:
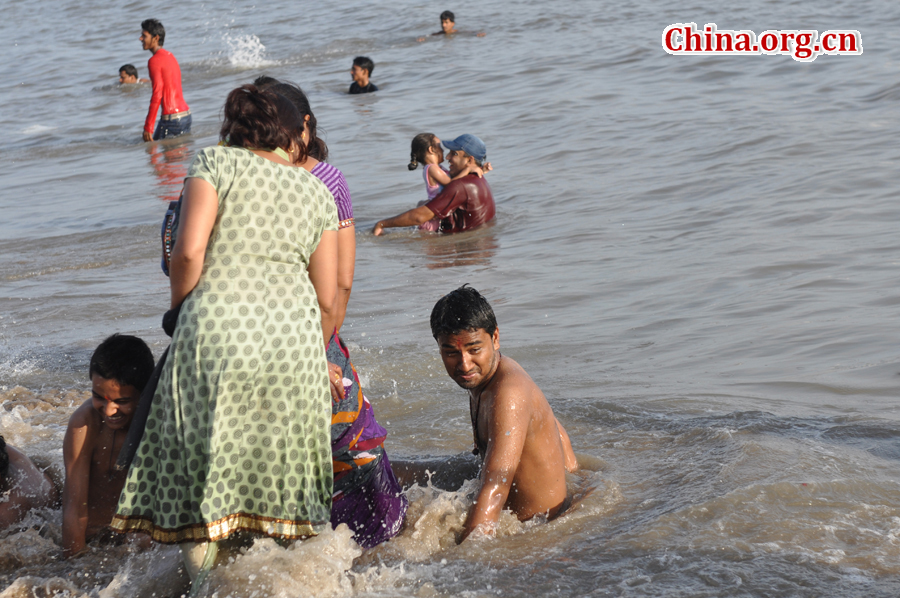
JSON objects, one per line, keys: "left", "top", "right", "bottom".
{"left": 89, "top": 334, "right": 154, "bottom": 394}
{"left": 119, "top": 64, "right": 139, "bottom": 84}
{"left": 440, "top": 11, "right": 456, "bottom": 33}
{"left": 431, "top": 285, "right": 498, "bottom": 339}
{"left": 140, "top": 18, "right": 165, "bottom": 48}
{"left": 408, "top": 133, "right": 440, "bottom": 170}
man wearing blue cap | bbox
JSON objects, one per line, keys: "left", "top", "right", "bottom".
{"left": 373, "top": 134, "right": 495, "bottom": 235}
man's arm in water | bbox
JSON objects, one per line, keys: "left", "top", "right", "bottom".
{"left": 62, "top": 402, "right": 94, "bottom": 558}
{"left": 459, "top": 387, "right": 529, "bottom": 543}
{"left": 372, "top": 205, "right": 435, "bottom": 236}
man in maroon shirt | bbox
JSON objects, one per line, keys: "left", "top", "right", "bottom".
{"left": 140, "top": 19, "right": 191, "bottom": 142}
{"left": 373, "top": 134, "right": 495, "bottom": 235}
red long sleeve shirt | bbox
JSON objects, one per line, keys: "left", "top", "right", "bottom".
{"left": 144, "top": 48, "right": 190, "bottom": 133}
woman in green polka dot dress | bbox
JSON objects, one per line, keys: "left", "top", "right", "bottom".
{"left": 111, "top": 86, "right": 339, "bottom": 581}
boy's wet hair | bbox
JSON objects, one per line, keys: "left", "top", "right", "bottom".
{"left": 119, "top": 64, "right": 138, "bottom": 78}
{"left": 408, "top": 132, "right": 437, "bottom": 170}
{"left": 0, "top": 435, "right": 8, "bottom": 479}
{"left": 221, "top": 84, "right": 308, "bottom": 163}
{"left": 89, "top": 334, "right": 155, "bottom": 391}
{"left": 352, "top": 56, "right": 375, "bottom": 75}
{"left": 440, "top": 10, "right": 455, "bottom": 22}
{"left": 141, "top": 19, "right": 165, "bottom": 46}
{"left": 255, "top": 76, "right": 328, "bottom": 162}
{"left": 431, "top": 285, "right": 498, "bottom": 339}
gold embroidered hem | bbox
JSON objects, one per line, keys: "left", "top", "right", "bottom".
{"left": 110, "top": 512, "right": 324, "bottom": 544}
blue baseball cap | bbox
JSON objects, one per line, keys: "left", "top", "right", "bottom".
{"left": 442, "top": 134, "right": 487, "bottom": 162}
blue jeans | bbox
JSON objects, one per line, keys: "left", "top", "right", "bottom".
{"left": 153, "top": 114, "right": 192, "bottom": 140}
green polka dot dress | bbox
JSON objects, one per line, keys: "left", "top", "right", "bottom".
{"left": 112, "top": 146, "right": 338, "bottom": 543}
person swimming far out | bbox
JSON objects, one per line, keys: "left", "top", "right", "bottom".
{"left": 417, "top": 10, "right": 486, "bottom": 41}
{"left": 407, "top": 132, "right": 491, "bottom": 232}
{"left": 118, "top": 64, "right": 149, "bottom": 84}
{"left": 349, "top": 56, "right": 377, "bottom": 94}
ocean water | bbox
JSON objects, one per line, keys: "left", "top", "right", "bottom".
{"left": 2, "top": 0, "right": 900, "bottom": 595}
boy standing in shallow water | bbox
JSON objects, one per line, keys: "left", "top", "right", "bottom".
{"left": 62, "top": 334, "right": 154, "bottom": 557}
{"left": 430, "top": 286, "right": 578, "bottom": 543}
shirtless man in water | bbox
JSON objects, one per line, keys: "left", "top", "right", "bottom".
{"left": 62, "top": 334, "right": 154, "bottom": 557}
{"left": 430, "top": 285, "right": 577, "bottom": 542}
{"left": 0, "top": 436, "right": 58, "bottom": 530}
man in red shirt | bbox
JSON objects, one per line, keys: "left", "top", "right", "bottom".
{"left": 373, "top": 134, "right": 495, "bottom": 235}
{"left": 140, "top": 19, "right": 191, "bottom": 142}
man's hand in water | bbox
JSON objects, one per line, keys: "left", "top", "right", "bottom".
{"left": 372, "top": 222, "right": 385, "bottom": 236}
{"left": 142, "top": 131, "right": 152, "bottom": 142}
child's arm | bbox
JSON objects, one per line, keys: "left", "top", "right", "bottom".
{"left": 427, "top": 164, "right": 453, "bottom": 187}
{"left": 62, "top": 403, "right": 94, "bottom": 558}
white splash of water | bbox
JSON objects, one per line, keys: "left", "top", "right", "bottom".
{"left": 20, "top": 125, "right": 55, "bottom": 135}
{"left": 224, "top": 33, "right": 275, "bottom": 69}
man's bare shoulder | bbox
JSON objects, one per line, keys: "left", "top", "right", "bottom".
{"left": 489, "top": 356, "right": 544, "bottom": 405}
{"left": 67, "top": 399, "right": 101, "bottom": 431}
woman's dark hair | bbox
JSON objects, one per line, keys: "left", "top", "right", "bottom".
{"left": 141, "top": 19, "right": 166, "bottom": 46}
{"left": 0, "top": 435, "right": 8, "bottom": 479}
{"left": 253, "top": 77, "right": 328, "bottom": 162}
{"left": 89, "top": 334, "right": 155, "bottom": 391}
{"left": 221, "top": 84, "right": 307, "bottom": 162}
{"left": 430, "top": 285, "right": 498, "bottom": 339}
{"left": 409, "top": 133, "right": 438, "bottom": 171}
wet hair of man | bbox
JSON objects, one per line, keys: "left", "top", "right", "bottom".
{"left": 352, "top": 56, "right": 375, "bottom": 75}
{"left": 119, "top": 64, "right": 138, "bottom": 79}
{"left": 440, "top": 10, "right": 455, "bottom": 23}
{"left": 89, "top": 334, "right": 155, "bottom": 393}
{"left": 431, "top": 285, "right": 498, "bottom": 339}
{"left": 140, "top": 18, "right": 165, "bottom": 46}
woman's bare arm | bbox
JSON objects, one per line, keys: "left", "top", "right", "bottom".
{"left": 169, "top": 178, "right": 219, "bottom": 309}
{"left": 308, "top": 229, "right": 338, "bottom": 345}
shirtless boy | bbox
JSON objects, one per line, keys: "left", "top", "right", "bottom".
{"left": 118, "top": 64, "right": 149, "bottom": 85}
{"left": 62, "top": 334, "right": 154, "bottom": 557}
{"left": 0, "top": 435, "right": 58, "bottom": 530}
{"left": 417, "top": 11, "right": 485, "bottom": 41}
{"left": 430, "top": 286, "right": 577, "bottom": 542}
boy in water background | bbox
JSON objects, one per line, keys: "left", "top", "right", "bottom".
{"left": 0, "top": 436, "right": 58, "bottom": 530}
{"left": 62, "top": 334, "right": 154, "bottom": 557}
{"left": 118, "top": 64, "right": 148, "bottom": 85}
{"left": 418, "top": 11, "right": 485, "bottom": 41}
{"left": 349, "top": 56, "right": 378, "bottom": 94}
{"left": 430, "top": 286, "right": 577, "bottom": 542}
{"left": 140, "top": 19, "right": 191, "bottom": 141}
